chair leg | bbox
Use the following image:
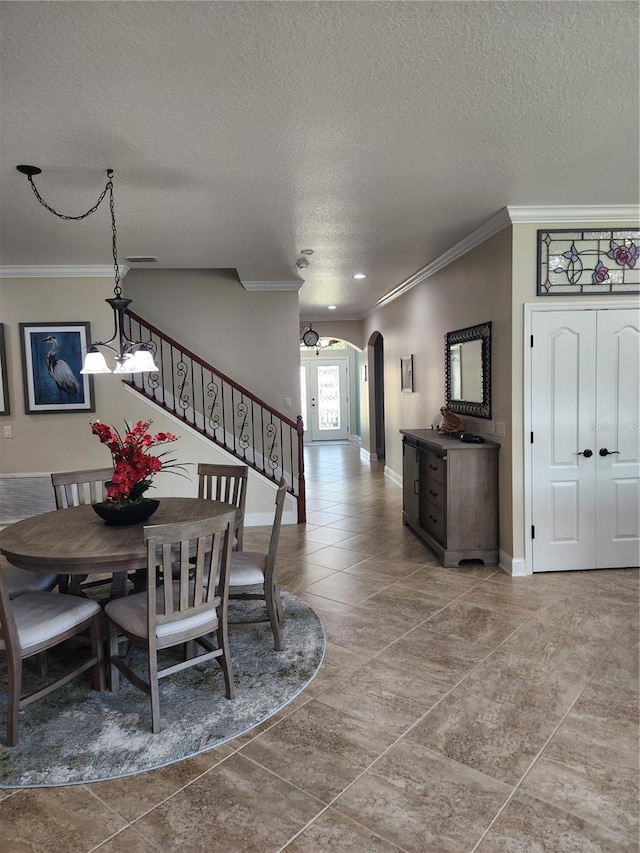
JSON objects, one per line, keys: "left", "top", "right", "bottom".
{"left": 216, "top": 619, "right": 235, "bottom": 700}
{"left": 5, "top": 655, "right": 22, "bottom": 747}
{"left": 90, "top": 614, "right": 106, "bottom": 692}
{"left": 36, "top": 651, "right": 49, "bottom": 677}
{"left": 265, "top": 584, "right": 282, "bottom": 652}
{"left": 108, "top": 622, "right": 121, "bottom": 692}
{"left": 148, "top": 652, "right": 161, "bottom": 733}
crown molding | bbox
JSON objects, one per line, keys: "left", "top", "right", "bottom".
{"left": 506, "top": 204, "right": 639, "bottom": 224}
{"left": 369, "top": 204, "right": 639, "bottom": 315}
{"left": 371, "top": 207, "right": 512, "bottom": 313}
{"left": 0, "top": 265, "right": 129, "bottom": 278}
{"left": 241, "top": 279, "right": 303, "bottom": 292}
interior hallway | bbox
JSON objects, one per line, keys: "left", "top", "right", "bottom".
{"left": 0, "top": 442, "right": 638, "bottom": 852}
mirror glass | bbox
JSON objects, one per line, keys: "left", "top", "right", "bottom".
{"left": 445, "top": 322, "right": 491, "bottom": 419}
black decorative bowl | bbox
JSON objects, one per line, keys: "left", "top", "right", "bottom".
{"left": 92, "top": 499, "right": 160, "bottom": 526}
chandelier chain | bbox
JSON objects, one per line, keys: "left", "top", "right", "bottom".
{"left": 26, "top": 169, "right": 121, "bottom": 297}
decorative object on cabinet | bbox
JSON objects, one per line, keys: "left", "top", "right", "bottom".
{"left": 0, "top": 324, "right": 9, "bottom": 415}
{"left": 401, "top": 429, "right": 499, "bottom": 567}
{"left": 537, "top": 228, "right": 640, "bottom": 296}
{"left": 400, "top": 355, "right": 414, "bottom": 392}
{"left": 445, "top": 321, "right": 491, "bottom": 419}
{"left": 19, "top": 322, "right": 95, "bottom": 414}
{"left": 438, "top": 406, "right": 466, "bottom": 435}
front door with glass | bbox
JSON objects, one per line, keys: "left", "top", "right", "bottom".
{"left": 300, "top": 358, "right": 349, "bottom": 441}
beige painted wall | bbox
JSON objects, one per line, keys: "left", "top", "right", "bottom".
{"left": 126, "top": 269, "right": 301, "bottom": 414}
{"left": 0, "top": 273, "right": 299, "bottom": 522}
{"left": 363, "top": 228, "right": 514, "bottom": 557}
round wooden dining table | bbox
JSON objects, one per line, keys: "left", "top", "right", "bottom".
{"left": 0, "top": 497, "right": 238, "bottom": 576}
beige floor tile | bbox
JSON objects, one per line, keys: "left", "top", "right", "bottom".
{"left": 420, "top": 599, "right": 530, "bottom": 651}
{"left": 375, "top": 625, "right": 489, "bottom": 695}
{"left": 341, "top": 556, "right": 431, "bottom": 584}
{"left": 300, "top": 640, "right": 371, "bottom": 697}
{"left": 406, "top": 690, "right": 559, "bottom": 785}
{"left": 88, "top": 744, "right": 235, "bottom": 821}
{"left": 461, "top": 649, "right": 591, "bottom": 717}
{"left": 355, "top": 583, "right": 449, "bottom": 627}
{"left": 457, "top": 578, "right": 553, "bottom": 615}
{"left": 314, "top": 664, "right": 427, "bottom": 737}
{"left": 278, "top": 561, "right": 338, "bottom": 592}
{"left": 239, "top": 699, "right": 386, "bottom": 802}
{"left": 132, "top": 753, "right": 323, "bottom": 853}
{"left": 334, "top": 739, "right": 511, "bottom": 853}
{"left": 0, "top": 786, "right": 127, "bottom": 853}
{"left": 93, "top": 826, "right": 163, "bottom": 852}
{"left": 395, "top": 566, "right": 483, "bottom": 600}
{"left": 304, "top": 571, "right": 389, "bottom": 605}
{"left": 303, "top": 545, "right": 373, "bottom": 571}
{"left": 477, "top": 791, "right": 638, "bottom": 852}
{"left": 310, "top": 603, "right": 411, "bottom": 655}
{"left": 283, "top": 808, "right": 405, "bottom": 852}
{"left": 302, "top": 526, "right": 358, "bottom": 546}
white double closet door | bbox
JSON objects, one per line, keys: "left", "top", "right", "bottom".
{"left": 531, "top": 307, "right": 640, "bottom": 572}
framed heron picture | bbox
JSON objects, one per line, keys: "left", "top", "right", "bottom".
{"left": 19, "top": 322, "right": 95, "bottom": 414}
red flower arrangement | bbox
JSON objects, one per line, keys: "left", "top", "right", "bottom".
{"left": 91, "top": 418, "right": 185, "bottom": 506}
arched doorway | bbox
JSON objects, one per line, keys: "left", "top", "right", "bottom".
{"left": 369, "top": 331, "right": 385, "bottom": 461}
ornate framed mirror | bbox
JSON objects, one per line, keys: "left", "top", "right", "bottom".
{"left": 444, "top": 321, "right": 492, "bottom": 419}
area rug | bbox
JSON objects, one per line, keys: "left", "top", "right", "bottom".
{"left": 0, "top": 592, "right": 325, "bottom": 788}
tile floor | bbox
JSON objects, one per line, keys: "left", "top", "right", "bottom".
{"left": 1, "top": 443, "right": 638, "bottom": 852}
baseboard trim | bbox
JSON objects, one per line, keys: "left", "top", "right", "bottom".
{"left": 384, "top": 466, "right": 402, "bottom": 487}
{"left": 360, "top": 448, "right": 378, "bottom": 462}
{"left": 499, "top": 549, "right": 529, "bottom": 577}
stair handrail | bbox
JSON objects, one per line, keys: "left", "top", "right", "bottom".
{"left": 124, "top": 309, "right": 306, "bottom": 522}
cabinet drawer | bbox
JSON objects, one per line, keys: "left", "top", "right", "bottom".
{"left": 423, "top": 478, "right": 446, "bottom": 511}
{"left": 423, "top": 500, "right": 446, "bottom": 544}
{"left": 424, "top": 450, "right": 445, "bottom": 485}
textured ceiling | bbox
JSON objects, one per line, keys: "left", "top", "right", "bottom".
{"left": 1, "top": 1, "right": 638, "bottom": 319}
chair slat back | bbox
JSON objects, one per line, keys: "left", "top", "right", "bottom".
{"left": 197, "top": 464, "right": 249, "bottom": 549}
{"left": 144, "top": 511, "right": 236, "bottom": 632}
{"left": 51, "top": 467, "right": 114, "bottom": 509}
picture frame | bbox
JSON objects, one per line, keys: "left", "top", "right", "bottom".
{"left": 400, "top": 354, "right": 414, "bottom": 393}
{"left": 0, "top": 324, "right": 10, "bottom": 415}
{"left": 19, "top": 322, "right": 95, "bottom": 414}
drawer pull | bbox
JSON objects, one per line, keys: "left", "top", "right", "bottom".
{"left": 413, "top": 479, "right": 419, "bottom": 495}
{"left": 429, "top": 514, "right": 438, "bottom": 523}
{"left": 429, "top": 464, "right": 437, "bottom": 471}
{"left": 429, "top": 489, "right": 437, "bottom": 497}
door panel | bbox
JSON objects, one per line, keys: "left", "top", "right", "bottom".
{"left": 531, "top": 307, "right": 640, "bottom": 572}
{"left": 531, "top": 311, "right": 597, "bottom": 571}
{"left": 594, "top": 309, "right": 640, "bottom": 568}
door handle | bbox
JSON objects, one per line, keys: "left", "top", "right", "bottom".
{"left": 413, "top": 479, "right": 419, "bottom": 495}
{"left": 599, "top": 448, "right": 620, "bottom": 457}
{"left": 576, "top": 449, "right": 593, "bottom": 458}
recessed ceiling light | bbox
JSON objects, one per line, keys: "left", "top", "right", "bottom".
{"left": 327, "top": 305, "right": 337, "bottom": 310}
{"left": 353, "top": 272, "right": 366, "bottom": 279}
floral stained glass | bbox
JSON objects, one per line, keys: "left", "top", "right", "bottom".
{"left": 537, "top": 228, "right": 640, "bottom": 295}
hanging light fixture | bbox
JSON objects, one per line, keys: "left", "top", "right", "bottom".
{"left": 16, "top": 165, "right": 159, "bottom": 374}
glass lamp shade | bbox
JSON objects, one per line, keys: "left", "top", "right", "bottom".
{"left": 81, "top": 347, "right": 111, "bottom": 374}
{"left": 128, "top": 345, "right": 159, "bottom": 373}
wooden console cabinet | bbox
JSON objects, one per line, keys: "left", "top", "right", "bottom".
{"left": 400, "top": 429, "right": 499, "bottom": 567}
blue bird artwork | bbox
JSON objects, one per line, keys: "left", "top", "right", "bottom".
{"left": 38, "top": 335, "right": 82, "bottom": 403}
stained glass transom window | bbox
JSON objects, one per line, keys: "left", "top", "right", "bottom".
{"left": 537, "top": 228, "right": 640, "bottom": 295}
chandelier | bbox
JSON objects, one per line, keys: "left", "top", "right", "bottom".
{"left": 16, "top": 165, "right": 158, "bottom": 374}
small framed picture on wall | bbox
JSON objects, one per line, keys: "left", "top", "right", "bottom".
{"left": 19, "top": 322, "right": 95, "bottom": 414}
{"left": 400, "top": 355, "right": 414, "bottom": 393}
{"left": 0, "top": 324, "right": 10, "bottom": 415}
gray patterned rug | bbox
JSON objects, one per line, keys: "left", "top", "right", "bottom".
{"left": 0, "top": 592, "right": 324, "bottom": 787}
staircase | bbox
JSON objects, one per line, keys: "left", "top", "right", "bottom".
{"left": 123, "top": 310, "right": 306, "bottom": 522}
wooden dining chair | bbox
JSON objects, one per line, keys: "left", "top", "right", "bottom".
{"left": 197, "top": 463, "right": 248, "bottom": 551}
{"left": 0, "top": 555, "right": 59, "bottom": 599}
{"left": 227, "top": 477, "right": 287, "bottom": 651}
{"left": 104, "top": 509, "right": 237, "bottom": 734}
{"left": 51, "top": 467, "right": 133, "bottom": 597}
{"left": 0, "top": 569, "right": 105, "bottom": 746}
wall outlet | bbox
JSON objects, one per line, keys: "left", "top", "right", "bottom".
{"left": 485, "top": 421, "right": 494, "bottom": 435}
{"left": 284, "top": 397, "right": 292, "bottom": 409}
{"left": 495, "top": 421, "right": 506, "bottom": 437}
{"left": 3, "top": 425, "right": 12, "bottom": 438}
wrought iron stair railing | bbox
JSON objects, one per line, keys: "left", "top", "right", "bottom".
{"left": 123, "top": 310, "right": 306, "bottom": 522}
